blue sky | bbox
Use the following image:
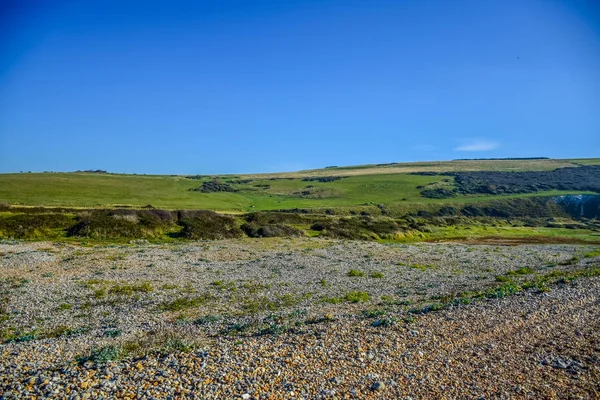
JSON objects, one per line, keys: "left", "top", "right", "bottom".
{"left": 1, "top": 0, "right": 599, "bottom": 174}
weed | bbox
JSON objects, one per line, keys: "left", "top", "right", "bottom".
{"left": 109, "top": 281, "right": 153, "bottom": 295}
{"left": 58, "top": 303, "right": 73, "bottom": 311}
{"left": 243, "top": 294, "right": 298, "bottom": 313}
{"left": 506, "top": 266, "right": 534, "bottom": 275}
{"left": 369, "top": 272, "right": 385, "bottom": 278}
{"left": 78, "top": 345, "right": 122, "bottom": 364}
{"left": 372, "top": 317, "right": 397, "bottom": 327}
{"left": 584, "top": 250, "right": 600, "bottom": 258}
{"left": 344, "top": 291, "right": 370, "bottom": 303}
{"left": 161, "top": 284, "right": 179, "bottom": 290}
{"left": 347, "top": 269, "right": 365, "bottom": 277}
{"left": 409, "top": 263, "right": 436, "bottom": 271}
{"left": 321, "top": 296, "right": 342, "bottom": 304}
{"left": 361, "top": 309, "right": 387, "bottom": 318}
{"left": 194, "top": 315, "right": 221, "bottom": 325}
{"left": 158, "top": 294, "right": 212, "bottom": 312}
{"left": 103, "top": 328, "right": 123, "bottom": 338}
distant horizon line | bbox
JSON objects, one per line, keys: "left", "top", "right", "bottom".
{"left": 1, "top": 156, "right": 598, "bottom": 176}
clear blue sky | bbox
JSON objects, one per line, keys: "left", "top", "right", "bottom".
{"left": 1, "top": 0, "right": 599, "bottom": 174}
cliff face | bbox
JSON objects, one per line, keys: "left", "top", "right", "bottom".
{"left": 555, "top": 195, "right": 600, "bottom": 219}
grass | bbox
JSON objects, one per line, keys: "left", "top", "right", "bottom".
{"left": 0, "top": 158, "right": 594, "bottom": 212}
{"left": 242, "top": 294, "right": 299, "bottom": 314}
{"left": 158, "top": 294, "right": 213, "bottom": 312}
{"left": 506, "top": 266, "right": 534, "bottom": 275}
{"left": 109, "top": 281, "right": 153, "bottom": 295}
{"left": 408, "top": 263, "right": 437, "bottom": 271}
{"left": 584, "top": 250, "right": 600, "bottom": 258}
{"left": 0, "top": 158, "right": 598, "bottom": 245}
{"left": 408, "top": 225, "right": 600, "bottom": 244}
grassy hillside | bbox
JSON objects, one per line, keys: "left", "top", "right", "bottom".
{"left": 0, "top": 158, "right": 597, "bottom": 211}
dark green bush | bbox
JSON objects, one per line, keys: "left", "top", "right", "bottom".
{"left": 68, "top": 210, "right": 171, "bottom": 239}
{"left": 310, "top": 216, "right": 399, "bottom": 240}
{"left": 241, "top": 223, "right": 302, "bottom": 238}
{"left": 178, "top": 211, "right": 242, "bottom": 240}
{"left": 0, "top": 213, "right": 75, "bottom": 239}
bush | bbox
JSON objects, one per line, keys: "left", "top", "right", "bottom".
{"left": 177, "top": 211, "right": 242, "bottom": 240}
{"left": 0, "top": 213, "right": 75, "bottom": 239}
{"left": 344, "top": 291, "right": 370, "bottom": 303}
{"left": 347, "top": 269, "right": 365, "bottom": 277}
{"left": 190, "top": 179, "right": 238, "bottom": 193}
{"left": 68, "top": 210, "right": 170, "bottom": 239}
{"left": 301, "top": 176, "right": 343, "bottom": 182}
{"left": 241, "top": 223, "right": 302, "bottom": 238}
{"left": 78, "top": 345, "right": 122, "bottom": 364}
{"left": 310, "top": 216, "right": 399, "bottom": 240}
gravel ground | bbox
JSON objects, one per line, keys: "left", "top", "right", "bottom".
{"left": 1, "top": 238, "right": 599, "bottom": 398}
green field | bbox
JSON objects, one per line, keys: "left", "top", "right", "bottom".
{"left": 0, "top": 158, "right": 597, "bottom": 211}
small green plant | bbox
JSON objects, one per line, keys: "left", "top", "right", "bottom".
{"left": 369, "top": 272, "right": 385, "bottom": 278}
{"left": 506, "top": 267, "right": 533, "bottom": 275}
{"left": 103, "top": 328, "right": 123, "bottom": 338}
{"left": 409, "top": 263, "right": 436, "bottom": 271}
{"left": 158, "top": 294, "right": 212, "bottom": 312}
{"left": 583, "top": 250, "right": 600, "bottom": 258}
{"left": 78, "top": 345, "right": 122, "bottom": 364}
{"left": 495, "top": 275, "right": 512, "bottom": 283}
{"left": 344, "top": 291, "right": 370, "bottom": 303}
{"left": 242, "top": 294, "right": 298, "bottom": 314}
{"left": 347, "top": 269, "right": 365, "bottom": 277}
{"left": 372, "top": 317, "right": 397, "bottom": 327}
{"left": 58, "top": 303, "right": 72, "bottom": 311}
{"left": 109, "top": 281, "right": 153, "bottom": 295}
{"left": 319, "top": 279, "right": 330, "bottom": 287}
{"left": 321, "top": 296, "right": 342, "bottom": 304}
{"left": 211, "top": 280, "right": 236, "bottom": 291}
{"left": 361, "top": 309, "right": 386, "bottom": 318}
{"left": 46, "top": 325, "right": 81, "bottom": 338}
{"left": 161, "top": 284, "right": 179, "bottom": 290}
{"left": 194, "top": 315, "right": 221, "bottom": 325}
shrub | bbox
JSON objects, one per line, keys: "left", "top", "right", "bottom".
{"left": 301, "top": 176, "right": 343, "bottom": 182}
{"left": 241, "top": 223, "right": 302, "bottom": 238}
{"left": 0, "top": 213, "right": 75, "bottom": 239}
{"left": 370, "top": 272, "right": 385, "bottom": 278}
{"left": 420, "top": 187, "right": 457, "bottom": 199}
{"left": 78, "top": 345, "right": 122, "bottom": 364}
{"left": 190, "top": 179, "right": 238, "bottom": 193}
{"left": 68, "top": 210, "right": 170, "bottom": 239}
{"left": 506, "top": 267, "right": 534, "bottom": 276}
{"left": 344, "top": 291, "right": 370, "bottom": 303}
{"left": 347, "top": 269, "right": 365, "bottom": 277}
{"left": 177, "top": 211, "right": 242, "bottom": 240}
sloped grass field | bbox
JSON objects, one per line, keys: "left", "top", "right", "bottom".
{"left": 0, "top": 159, "right": 598, "bottom": 212}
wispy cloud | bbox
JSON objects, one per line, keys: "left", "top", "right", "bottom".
{"left": 454, "top": 139, "right": 499, "bottom": 152}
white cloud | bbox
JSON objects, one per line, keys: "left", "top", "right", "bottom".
{"left": 454, "top": 139, "right": 499, "bottom": 152}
